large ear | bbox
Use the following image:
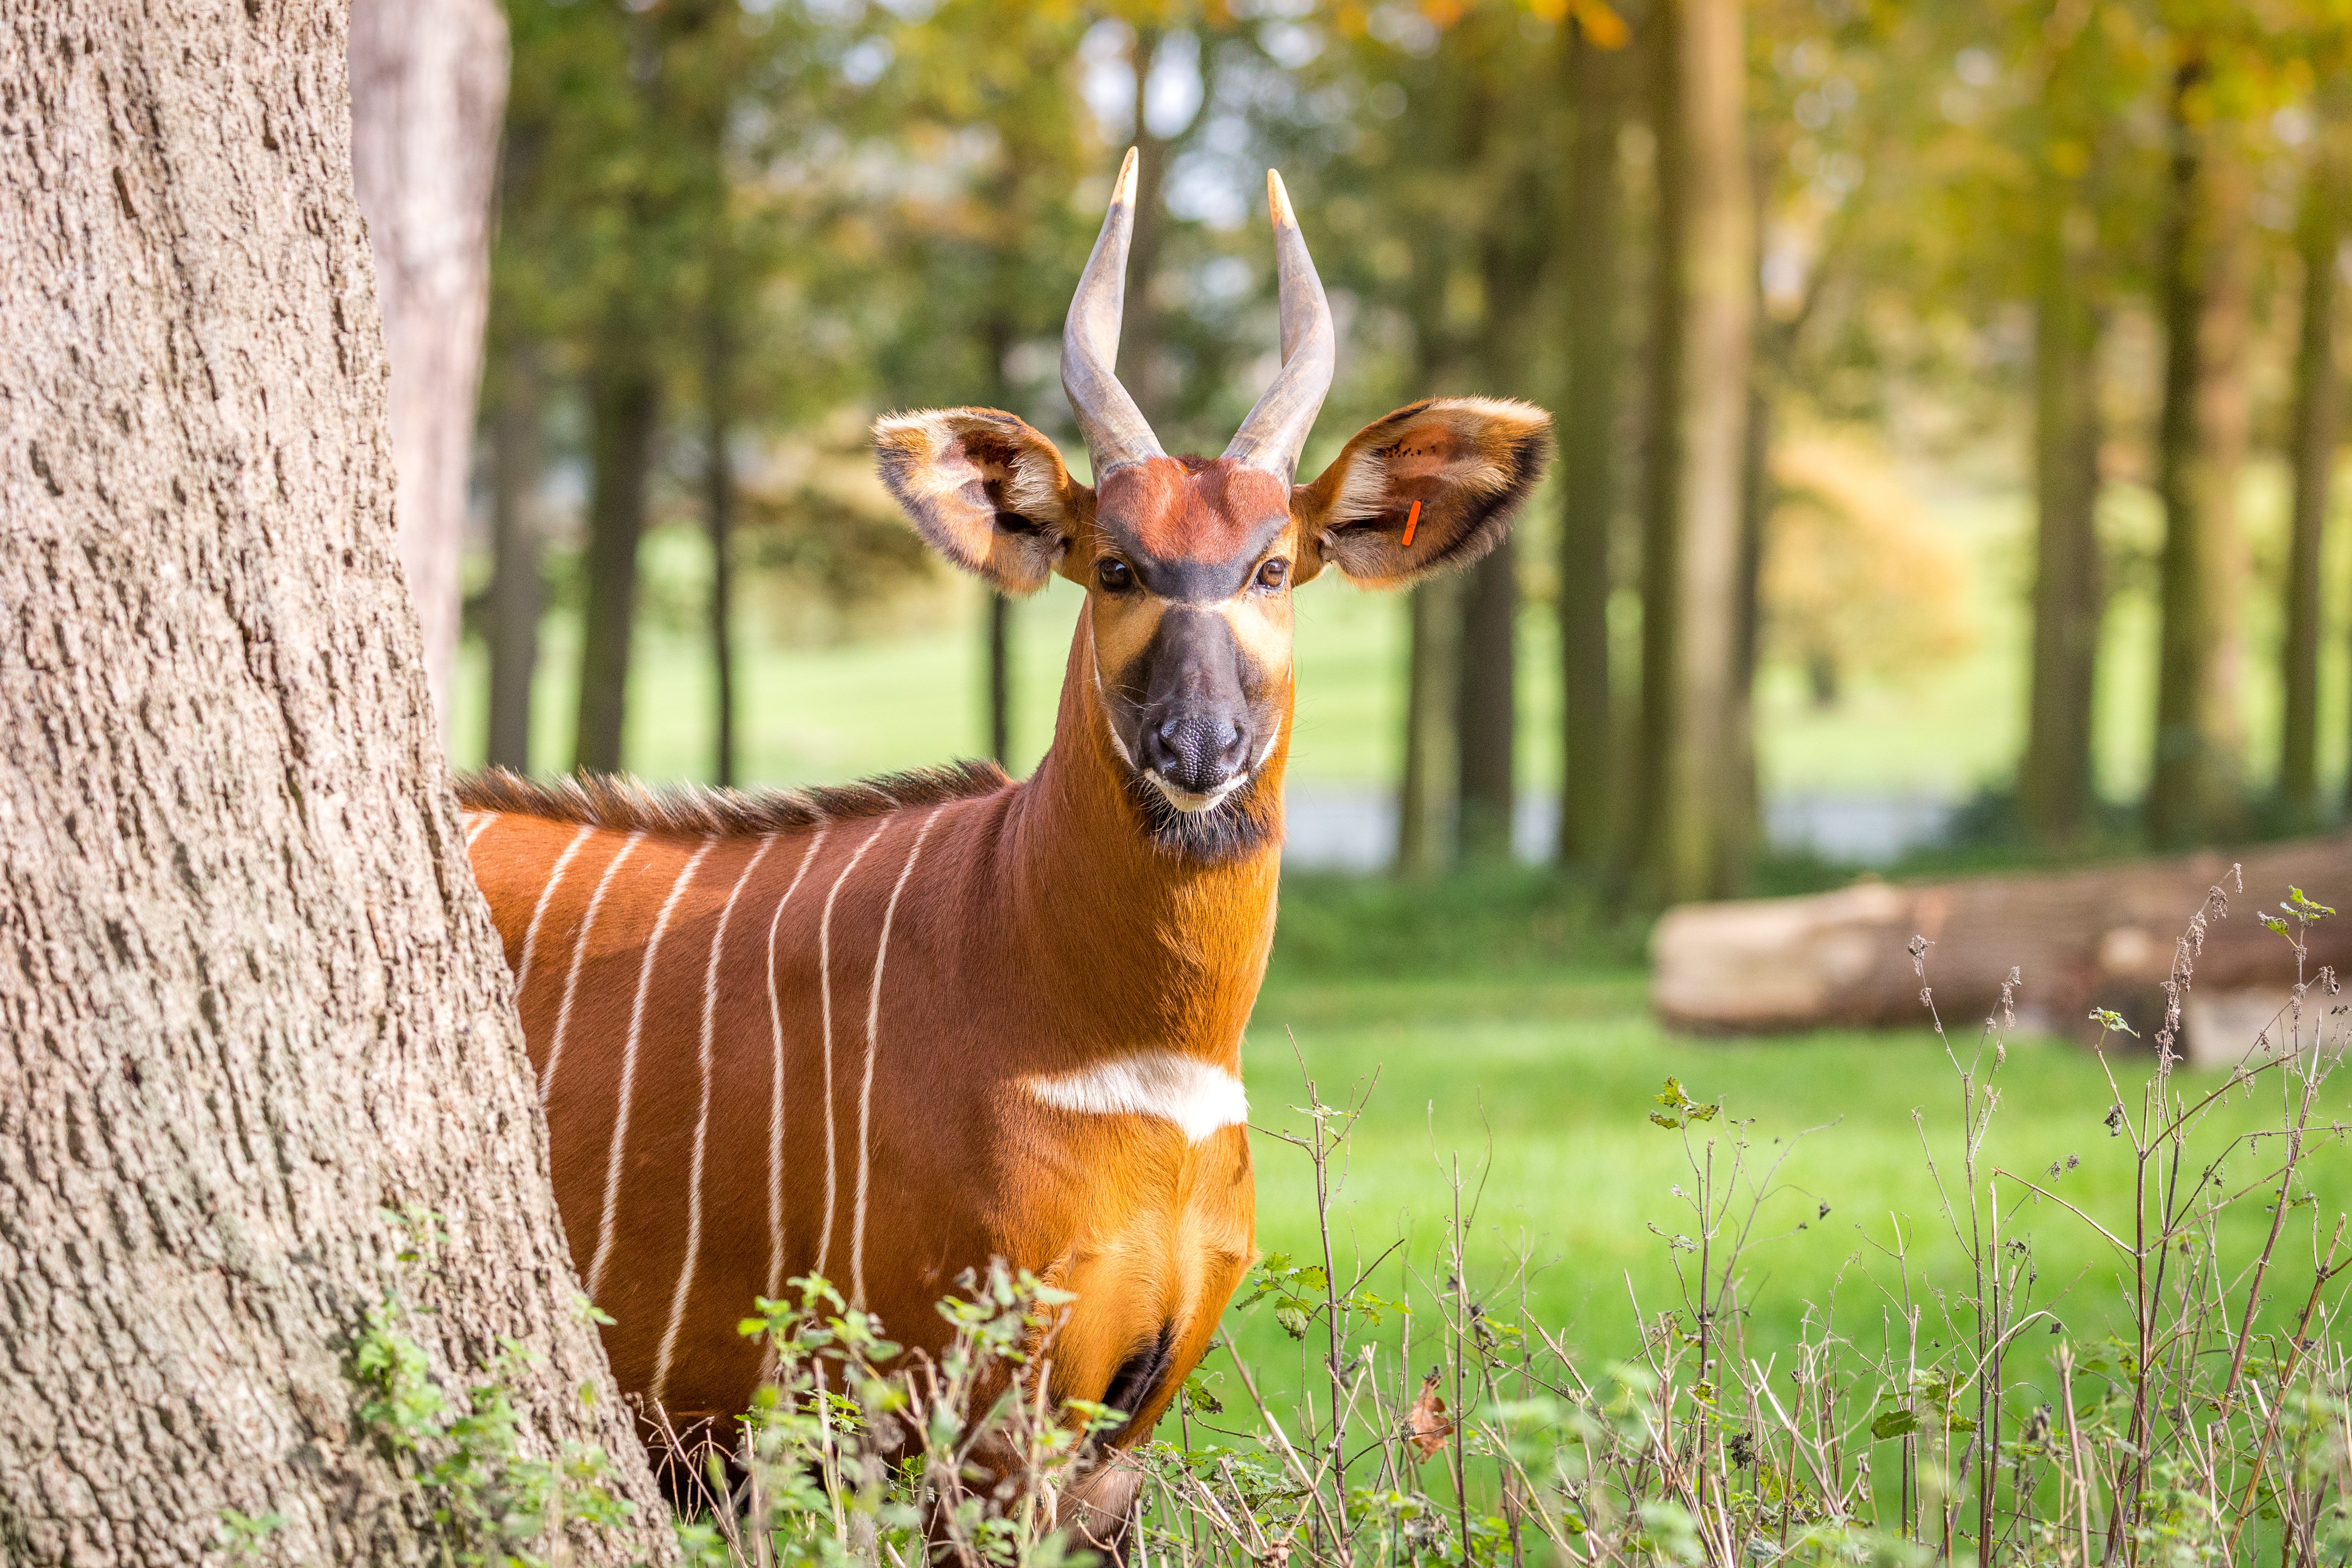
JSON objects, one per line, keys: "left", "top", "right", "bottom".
{"left": 873, "top": 408, "right": 1091, "bottom": 595}
{"left": 1293, "top": 397, "right": 1553, "bottom": 587}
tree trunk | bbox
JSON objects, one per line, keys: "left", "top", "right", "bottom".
{"left": 1653, "top": 836, "right": 2352, "bottom": 1056}
{"left": 1457, "top": 68, "right": 1545, "bottom": 868}
{"left": 487, "top": 342, "right": 544, "bottom": 773}
{"left": 1627, "top": 0, "right": 1683, "bottom": 902}
{"left": 1399, "top": 576, "right": 1467, "bottom": 878}
{"left": 348, "top": 0, "right": 510, "bottom": 735}
{"left": 704, "top": 281, "right": 739, "bottom": 787}
{"left": 1119, "top": 26, "right": 1172, "bottom": 428}
{"left": 575, "top": 339, "right": 660, "bottom": 777}
{"left": 2019, "top": 190, "right": 2105, "bottom": 846}
{"left": 1651, "top": 0, "right": 1755, "bottom": 902}
{"left": 0, "top": 5, "right": 667, "bottom": 1562}
{"left": 2286, "top": 92, "right": 2347, "bottom": 822}
{"left": 1457, "top": 537, "right": 1519, "bottom": 863}
{"left": 2148, "top": 54, "right": 2252, "bottom": 849}
{"left": 1557, "top": 20, "right": 1631, "bottom": 872}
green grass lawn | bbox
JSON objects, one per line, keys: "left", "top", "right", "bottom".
{"left": 1223, "top": 892, "right": 2352, "bottom": 1410}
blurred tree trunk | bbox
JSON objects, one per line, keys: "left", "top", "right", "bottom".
{"left": 2148, "top": 54, "right": 2252, "bottom": 849}
{"left": 1400, "top": 575, "right": 1468, "bottom": 878}
{"left": 2019, "top": 187, "right": 2106, "bottom": 846}
{"left": 0, "top": 3, "right": 666, "bottom": 1558}
{"left": 1556, "top": 19, "right": 1631, "bottom": 871}
{"left": 1639, "top": 0, "right": 1754, "bottom": 902}
{"left": 1458, "top": 55, "right": 1547, "bottom": 868}
{"left": 978, "top": 270, "right": 1023, "bottom": 764}
{"left": 348, "top": 0, "right": 510, "bottom": 735}
{"left": 575, "top": 335, "right": 660, "bottom": 776}
{"left": 486, "top": 341, "right": 544, "bottom": 772}
{"left": 704, "top": 271, "right": 739, "bottom": 787}
{"left": 1120, "top": 26, "right": 1173, "bottom": 427}
{"left": 2285, "top": 87, "right": 2347, "bottom": 823}
{"left": 1625, "top": 0, "right": 1682, "bottom": 901}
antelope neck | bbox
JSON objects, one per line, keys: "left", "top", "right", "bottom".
{"left": 999, "top": 609, "right": 1286, "bottom": 1070}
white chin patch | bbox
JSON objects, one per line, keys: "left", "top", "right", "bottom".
{"left": 1147, "top": 771, "right": 1245, "bottom": 815}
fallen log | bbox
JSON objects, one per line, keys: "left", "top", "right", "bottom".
{"left": 1650, "top": 835, "right": 2352, "bottom": 1058}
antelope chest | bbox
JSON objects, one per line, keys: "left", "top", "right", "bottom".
{"left": 976, "top": 1053, "right": 1258, "bottom": 1420}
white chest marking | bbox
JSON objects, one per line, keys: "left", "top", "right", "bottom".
{"left": 1025, "top": 1053, "right": 1249, "bottom": 1144}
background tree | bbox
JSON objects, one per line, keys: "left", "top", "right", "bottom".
{"left": 2283, "top": 65, "right": 2349, "bottom": 823}
{"left": 348, "top": 0, "right": 510, "bottom": 729}
{"left": 1555, "top": 7, "right": 1636, "bottom": 873}
{"left": 0, "top": 2, "right": 665, "bottom": 1560}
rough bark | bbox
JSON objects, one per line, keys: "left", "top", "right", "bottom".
{"left": 1653, "top": 0, "right": 1754, "bottom": 901}
{"left": 487, "top": 342, "right": 543, "bottom": 773}
{"left": 0, "top": 4, "right": 667, "bottom": 1563}
{"left": 575, "top": 339, "right": 660, "bottom": 776}
{"left": 2020, "top": 193, "right": 2105, "bottom": 845}
{"left": 1653, "top": 837, "right": 2352, "bottom": 1052}
{"left": 348, "top": 0, "right": 510, "bottom": 733}
{"left": 1556, "top": 20, "right": 1630, "bottom": 871}
{"left": 2148, "top": 55, "right": 2252, "bottom": 848}
{"left": 2285, "top": 93, "right": 2347, "bottom": 821}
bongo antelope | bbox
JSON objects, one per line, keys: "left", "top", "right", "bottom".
{"left": 459, "top": 151, "right": 1550, "bottom": 1528}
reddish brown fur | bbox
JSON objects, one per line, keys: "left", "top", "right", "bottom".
{"left": 1097, "top": 457, "right": 1293, "bottom": 567}
{"left": 461, "top": 622, "right": 1274, "bottom": 1443}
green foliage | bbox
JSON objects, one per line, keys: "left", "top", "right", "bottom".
{"left": 345, "top": 1214, "right": 637, "bottom": 1567}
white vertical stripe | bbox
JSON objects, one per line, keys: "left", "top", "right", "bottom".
{"left": 850, "top": 806, "right": 946, "bottom": 1308}
{"left": 650, "top": 834, "right": 777, "bottom": 1404}
{"left": 813, "top": 819, "right": 892, "bottom": 1282}
{"left": 541, "top": 829, "right": 642, "bottom": 1102}
{"left": 516, "top": 824, "right": 597, "bottom": 1001}
{"left": 764, "top": 830, "right": 830, "bottom": 1303}
{"left": 586, "top": 837, "right": 716, "bottom": 1301}
{"left": 463, "top": 810, "right": 500, "bottom": 849}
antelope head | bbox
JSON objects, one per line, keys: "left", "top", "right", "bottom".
{"left": 877, "top": 150, "right": 1553, "bottom": 862}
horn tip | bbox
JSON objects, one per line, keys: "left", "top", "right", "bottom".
{"left": 1114, "top": 147, "right": 1139, "bottom": 205}
{"left": 1266, "top": 169, "right": 1296, "bottom": 228}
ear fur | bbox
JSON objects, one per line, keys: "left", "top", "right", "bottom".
{"left": 1294, "top": 397, "right": 1553, "bottom": 588}
{"left": 873, "top": 408, "right": 1090, "bottom": 595}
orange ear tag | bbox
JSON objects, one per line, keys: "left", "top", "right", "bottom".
{"left": 1401, "top": 498, "right": 1422, "bottom": 548}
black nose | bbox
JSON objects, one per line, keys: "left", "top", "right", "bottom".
{"left": 1143, "top": 712, "right": 1250, "bottom": 795}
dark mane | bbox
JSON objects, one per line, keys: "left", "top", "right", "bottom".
{"left": 455, "top": 760, "right": 1013, "bottom": 838}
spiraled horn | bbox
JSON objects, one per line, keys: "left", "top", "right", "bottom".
{"left": 1061, "top": 147, "right": 1166, "bottom": 478}
{"left": 1222, "top": 170, "right": 1335, "bottom": 482}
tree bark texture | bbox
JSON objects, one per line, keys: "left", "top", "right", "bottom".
{"left": 487, "top": 343, "right": 543, "bottom": 774}
{"left": 348, "top": 0, "right": 510, "bottom": 734}
{"left": 2148, "top": 56, "right": 2252, "bottom": 848}
{"left": 2020, "top": 192, "right": 2105, "bottom": 845}
{"left": 0, "top": 5, "right": 667, "bottom": 1563}
{"left": 574, "top": 341, "right": 659, "bottom": 776}
{"left": 1118, "top": 27, "right": 1173, "bottom": 429}
{"left": 2284, "top": 93, "right": 2346, "bottom": 820}
{"left": 1654, "top": 836, "right": 2352, "bottom": 1051}
{"left": 1556, "top": 20, "right": 1631, "bottom": 871}
{"left": 1654, "top": 0, "right": 1755, "bottom": 901}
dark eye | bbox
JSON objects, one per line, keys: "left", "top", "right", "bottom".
{"left": 1096, "top": 557, "right": 1134, "bottom": 593}
{"left": 1255, "top": 558, "right": 1290, "bottom": 591}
